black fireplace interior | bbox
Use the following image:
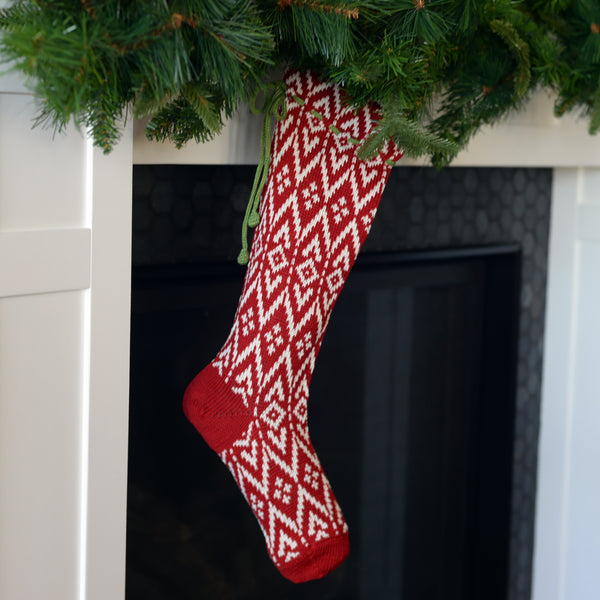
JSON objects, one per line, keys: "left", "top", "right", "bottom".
{"left": 127, "top": 165, "right": 551, "bottom": 600}
{"left": 128, "top": 246, "right": 521, "bottom": 599}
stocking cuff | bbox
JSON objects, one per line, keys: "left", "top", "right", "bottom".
{"left": 284, "top": 70, "right": 404, "bottom": 166}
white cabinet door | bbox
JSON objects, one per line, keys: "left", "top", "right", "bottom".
{"left": 0, "top": 63, "right": 132, "bottom": 599}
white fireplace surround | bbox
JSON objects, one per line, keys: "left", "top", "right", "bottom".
{"left": 1, "top": 59, "right": 600, "bottom": 600}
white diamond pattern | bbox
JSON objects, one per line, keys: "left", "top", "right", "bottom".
{"left": 194, "top": 71, "right": 403, "bottom": 572}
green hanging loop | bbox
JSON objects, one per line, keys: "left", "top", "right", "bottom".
{"left": 238, "top": 81, "right": 287, "bottom": 266}
{"left": 248, "top": 111, "right": 273, "bottom": 226}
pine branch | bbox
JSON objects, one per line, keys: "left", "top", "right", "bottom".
{"left": 386, "top": 0, "right": 453, "bottom": 42}
{"left": 3, "top": 0, "right": 600, "bottom": 157}
{"left": 490, "top": 19, "right": 531, "bottom": 98}
{"left": 277, "top": 0, "right": 359, "bottom": 20}
{"left": 358, "top": 100, "right": 459, "bottom": 165}
{"left": 145, "top": 92, "right": 225, "bottom": 147}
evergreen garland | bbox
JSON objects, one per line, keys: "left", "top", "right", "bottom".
{"left": 1, "top": 1, "right": 600, "bottom": 165}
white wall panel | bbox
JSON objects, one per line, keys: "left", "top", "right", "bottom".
{"left": 0, "top": 291, "right": 84, "bottom": 600}
{"left": 581, "top": 168, "right": 600, "bottom": 205}
{"left": 0, "top": 70, "right": 29, "bottom": 94}
{"left": 532, "top": 169, "right": 578, "bottom": 600}
{"left": 0, "top": 93, "right": 86, "bottom": 232}
{"left": 0, "top": 56, "right": 133, "bottom": 600}
{"left": 563, "top": 241, "right": 600, "bottom": 600}
{"left": 577, "top": 205, "right": 600, "bottom": 241}
{"left": 534, "top": 171, "right": 600, "bottom": 600}
{"left": 0, "top": 229, "right": 90, "bottom": 297}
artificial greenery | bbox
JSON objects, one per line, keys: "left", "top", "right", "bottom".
{"left": 1, "top": 1, "right": 600, "bottom": 166}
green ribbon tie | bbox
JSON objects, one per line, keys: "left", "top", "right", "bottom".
{"left": 237, "top": 82, "right": 287, "bottom": 265}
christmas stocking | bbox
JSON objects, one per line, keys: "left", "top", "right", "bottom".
{"left": 183, "top": 70, "right": 402, "bottom": 582}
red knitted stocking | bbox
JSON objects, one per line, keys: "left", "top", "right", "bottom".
{"left": 183, "top": 71, "right": 402, "bottom": 582}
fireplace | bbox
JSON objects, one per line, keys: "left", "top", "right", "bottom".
{"left": 127, "top": 166, "right": 551, "bottom": 600}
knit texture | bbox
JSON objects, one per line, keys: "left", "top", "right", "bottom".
{"left": 183, "top": 70, "right": 402, "bottom": 582}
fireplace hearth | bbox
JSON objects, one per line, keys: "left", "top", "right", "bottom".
{"left": 128, "top": 166, "right": 551, "bottom": 600}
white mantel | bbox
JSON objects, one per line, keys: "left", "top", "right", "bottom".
{"left": 133, "top": 90, "right": 600, "bottom": 168}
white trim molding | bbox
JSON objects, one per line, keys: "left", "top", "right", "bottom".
{"left": 80, "top": 130, "right": 133, "bottom": 600}
{"left": 533, "top": 168, "right": 600, "bottom": 600}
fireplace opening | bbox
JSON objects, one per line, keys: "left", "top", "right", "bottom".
{"left": 126, "top": 244, "right": 520, "bottom": 600}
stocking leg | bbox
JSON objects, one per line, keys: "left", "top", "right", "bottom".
{"left": 184, "top": 70, "right": 402, "bottom": 582}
